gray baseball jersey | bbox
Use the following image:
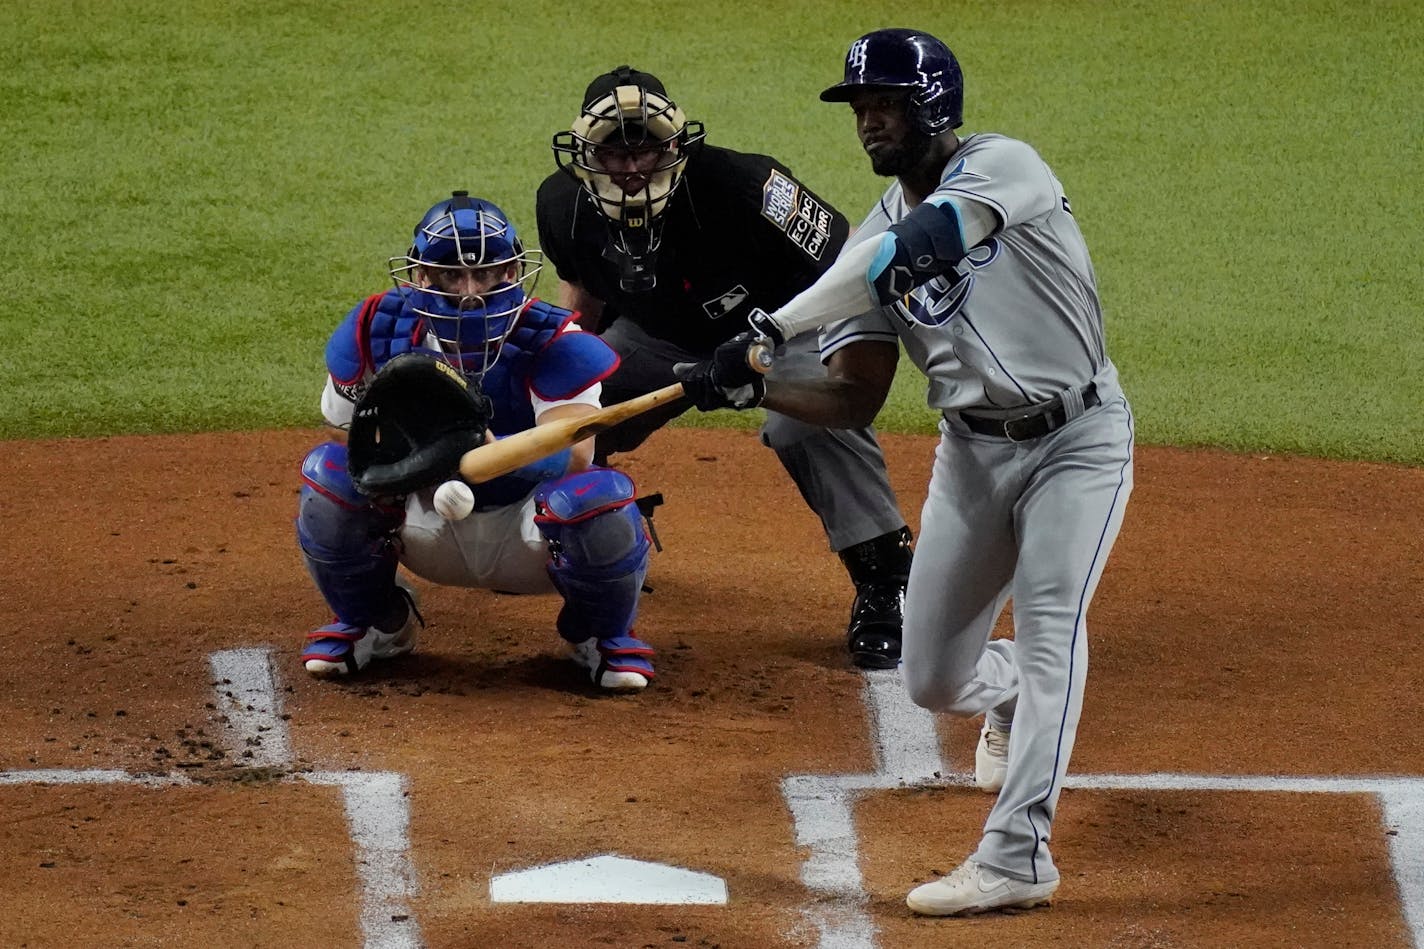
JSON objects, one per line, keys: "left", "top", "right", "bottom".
{"left": 822, "top": 132, "right": 1135, "bottom": 885}
{"left": 821, "top": 132, "right": 1118, "bottom": 409}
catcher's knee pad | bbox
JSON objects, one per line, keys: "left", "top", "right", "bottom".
{"left": 534, "top": 468, "right": 650, "bottom": 644}
{"left": 296, "top": 442, "right": 406, "bottom": 627}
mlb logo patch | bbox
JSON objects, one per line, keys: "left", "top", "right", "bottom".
{"left": 702, "top": 284, "right": 750, "bottom": 320}
{"left": 761, "top": 170, "right": 799, "bottom": 230}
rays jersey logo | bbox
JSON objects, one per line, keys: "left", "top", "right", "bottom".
{"left": 894, "top": 238, "right": 1002, "bottom": 328}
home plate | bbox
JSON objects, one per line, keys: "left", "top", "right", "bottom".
{"left": 489, "top": 853, "right": 728, "bottom": 905}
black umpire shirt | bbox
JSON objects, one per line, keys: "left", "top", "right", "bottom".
{"left": 535, "top": 144, "right": 851, "bottom": 354}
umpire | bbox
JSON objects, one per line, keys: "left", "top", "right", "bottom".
{"left": 535, "top": 65, "right": 912, "bottom": 669}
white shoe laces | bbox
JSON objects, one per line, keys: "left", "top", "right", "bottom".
{"left": 941, "top": 860, "right": 979, "bottom": 887}
{"left": 983, "top": 725, "right": 1010, "bottom": 758}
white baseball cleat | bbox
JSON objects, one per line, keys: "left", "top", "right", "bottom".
{"left": 906, "top": 859, "right": 1058, "bottom": 916}
{"left": 975, "top": 721, "right": 1010, "bottom": 792}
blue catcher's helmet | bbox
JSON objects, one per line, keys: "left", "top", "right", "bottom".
{"left": 389, "top": 191, "right": 543, "bottom": 376}
{"left": 819, "top": 29, "right": 963, "bottom": 135}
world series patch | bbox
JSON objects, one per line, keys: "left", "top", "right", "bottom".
{"left": 761, "top": 169, "right": 799, "bottom": 229}
{"left": 760, "top": 169, "right": 833, "bottom": 261}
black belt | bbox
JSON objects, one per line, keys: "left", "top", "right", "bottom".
{"left": 954, "top": 384, "right": 1100, "bottom": 442}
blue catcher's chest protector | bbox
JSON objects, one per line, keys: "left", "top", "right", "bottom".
{"left": 326, "top": 290, "right": 431, "bottom": 385}
{"left": 327, "top": 296, "right": 618, "bottom": 508}
{"left": 482, "top": 299, "right": 617, "bottom": 425}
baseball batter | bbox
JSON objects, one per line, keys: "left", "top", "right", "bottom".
{"left": 676, "top": 29, "right": 1135, "bottom": 914}
{"left": 296, "top": 192, "right": 658, "bottom": 691}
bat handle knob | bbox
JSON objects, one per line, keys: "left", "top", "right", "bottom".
{"left": 746, "top": 340, "right": 774, "bottom": 375}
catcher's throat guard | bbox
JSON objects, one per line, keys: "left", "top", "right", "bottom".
{"left": 346, "top": 353, "right": 492, "bottom": 498}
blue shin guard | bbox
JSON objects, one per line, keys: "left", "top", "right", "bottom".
{"left": 535, "top": 468, "right": 654, "bottom": 685}
{"left": 296, "top": 442, "right": 407, "bottom": 628}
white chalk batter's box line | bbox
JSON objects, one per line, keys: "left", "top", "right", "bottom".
{"left": 784, "top": 670, "right": 1424, "bottom": 949}
{"left": 0, "top": 767, "right": 420, "bottom": 949}
{"left": 4, "top": 654, "right": 1421, "bottom": 949}
{"left": 1, "top": 649, "right": 421, "bottom": 949}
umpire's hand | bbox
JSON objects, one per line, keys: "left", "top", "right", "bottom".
{"left": 673, "top": 332, "right": 767, "bottom": 411}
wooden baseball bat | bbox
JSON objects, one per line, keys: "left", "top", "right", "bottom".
{"left": 458, "top": 382, "right": 687, "bottom": 484}
{"left": 747, "top": 338, "right": 775, "bottom": 373}
{"left": 457, "top": 341, "right": 774, "bottom": 485}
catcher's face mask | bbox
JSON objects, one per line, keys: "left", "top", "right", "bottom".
{"left": 390, "top": 191, "right": 543, "bottom": 376}
{"left": 552, "top": 68, "right": 705, "bottom": 292}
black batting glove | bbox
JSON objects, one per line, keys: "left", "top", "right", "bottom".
{"left": 673, "top": 332, "right": 768, "bottom": 411}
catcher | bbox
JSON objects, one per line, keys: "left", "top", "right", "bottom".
{"left": 295, "top": 191, "right": 656, "bottom": 691}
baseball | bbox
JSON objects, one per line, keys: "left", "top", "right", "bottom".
{"left": 433, "top": 479, "right": 475, "bottom": 521}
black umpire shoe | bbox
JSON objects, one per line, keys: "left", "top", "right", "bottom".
{"left": 839, "top": 527, "right": 913, "bottom": 670}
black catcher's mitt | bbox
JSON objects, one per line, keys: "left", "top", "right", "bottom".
{"left": 346, "top": 353, "right": 491, "bottom": 498}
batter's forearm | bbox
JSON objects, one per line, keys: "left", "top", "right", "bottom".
{"left": 764, "top": 239, "right": 883, "bottom": 341}
{"left": 762, "top": 376, "right": 882, "bottom": 430}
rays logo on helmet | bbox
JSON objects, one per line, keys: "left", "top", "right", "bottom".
{"left": 819, "top": 29, "right": 965, "bottom": 135}
{"left": 847, "top": 38, "right": 869, "bottom": 75}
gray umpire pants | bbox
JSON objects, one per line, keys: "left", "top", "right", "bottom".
{"left": 595, "top": 317, "right": 905, "bottom": 552}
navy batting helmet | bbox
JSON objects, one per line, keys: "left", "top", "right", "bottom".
{"left": 819, "top": 29, "right": 963, "bottom": 134}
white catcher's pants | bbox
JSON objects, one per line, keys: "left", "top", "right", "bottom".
{"left": 398, "top": 487, "right": 554, "bottom": 594}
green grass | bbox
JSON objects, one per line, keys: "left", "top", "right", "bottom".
{"left": 2, "top": 1, "right": 1420, "bottom": 462}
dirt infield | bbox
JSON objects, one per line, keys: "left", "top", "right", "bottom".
{"left": 3, "top": 427, "right": 1422, "bottom": 948}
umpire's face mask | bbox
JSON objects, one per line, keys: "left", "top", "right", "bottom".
{"left": 552, "top": 80, "right": 706, "bottom": 292}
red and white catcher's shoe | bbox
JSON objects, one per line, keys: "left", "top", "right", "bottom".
{"left": 570, "top": 635, "right": 654, "bottom": 691}
{"left": 302, "top": 581, "right": 422, "bottom": 677}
